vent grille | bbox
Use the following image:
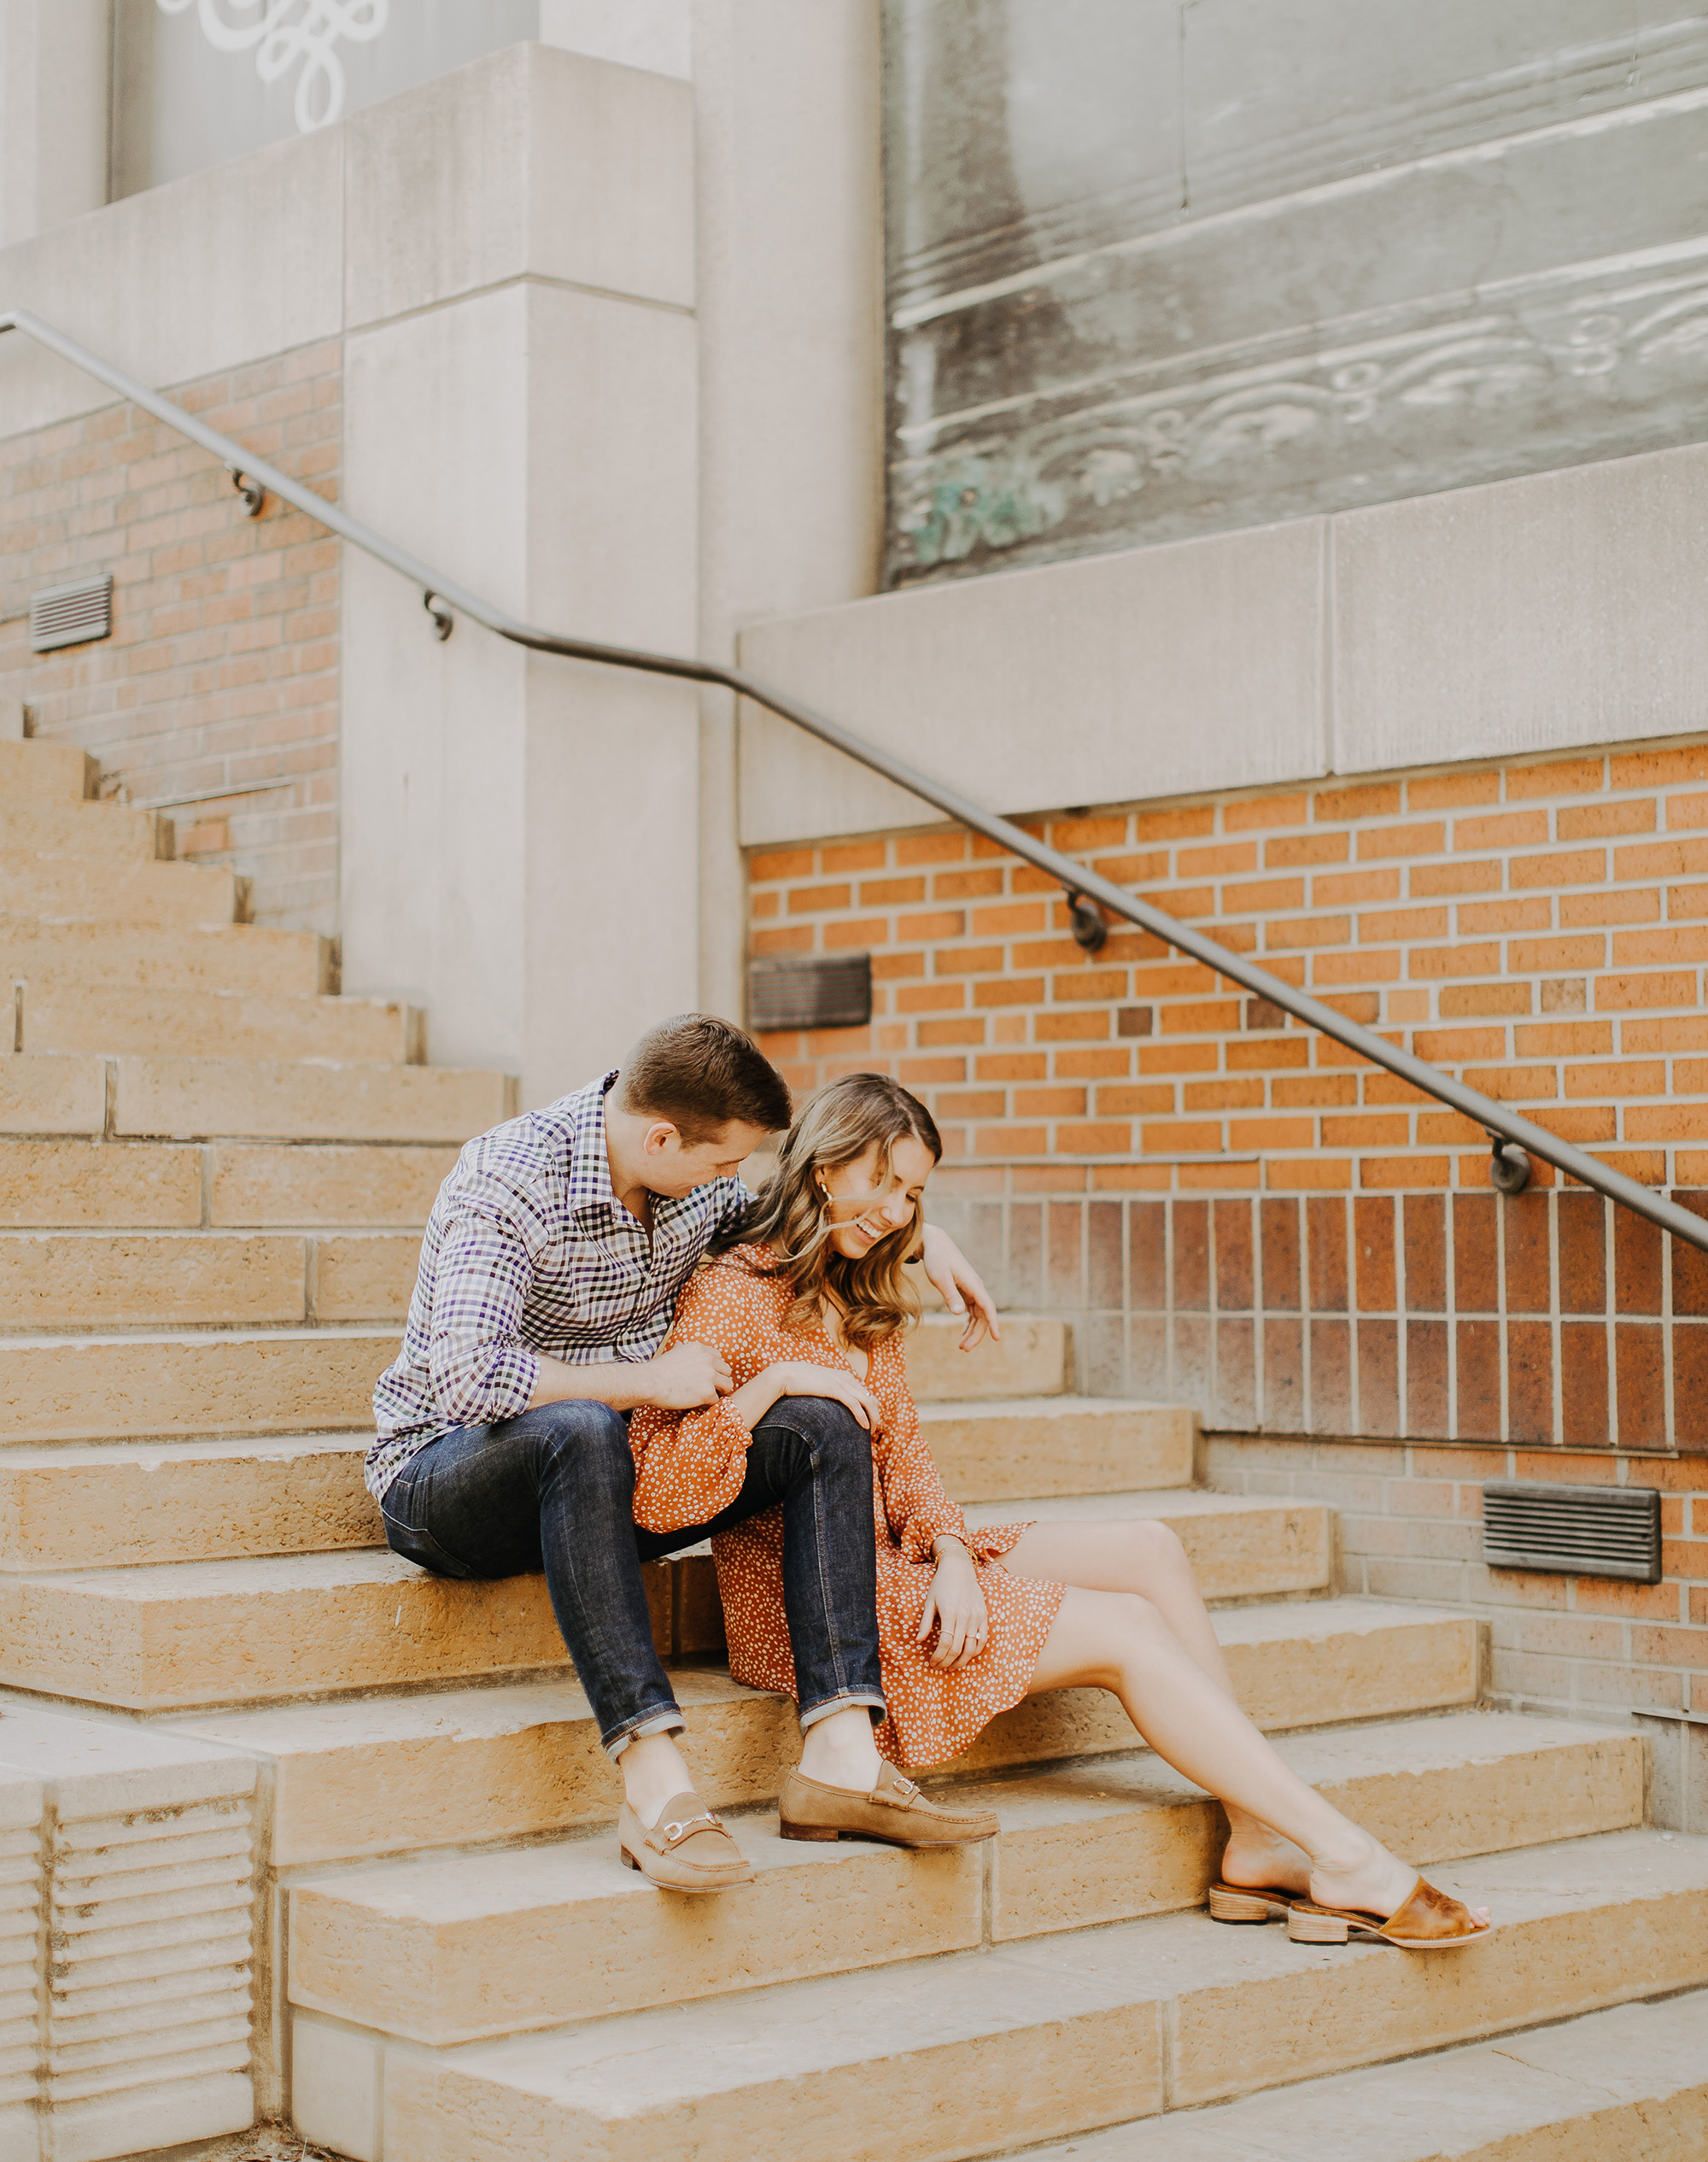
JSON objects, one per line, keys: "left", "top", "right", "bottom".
{"left": 1483, "top": 1479, "right": 1660, "bottom": 1583}
{"left": 29, "top": 575, "right": 113, "bottom": 653}
{"left": 748, "top": 952, "right": 872, "bottom": 1032}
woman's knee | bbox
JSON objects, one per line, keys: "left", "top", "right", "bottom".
{"left": 1126, "top": 1518, "right": 1190, "bottom": 1578}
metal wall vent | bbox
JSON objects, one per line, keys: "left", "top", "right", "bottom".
{"left": 748, "top": 952, "right": 872, "bottom": 1032}
{"left": 1483, "top": 1479, "right": 1661, "bottom": 1584}
{"left": 29, "top": 576, "right": 113, "bottom": 653}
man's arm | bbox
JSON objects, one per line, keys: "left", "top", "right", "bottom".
{"left": 525, "top": 1341, "right": 732, "bottom": 1414}
{"left": 916, "top": 1222, "right": 1002, "bottom": 1351}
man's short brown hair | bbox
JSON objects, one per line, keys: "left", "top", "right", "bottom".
{"left": 616, "top": 1015, "right": 793, "bottom": 1144}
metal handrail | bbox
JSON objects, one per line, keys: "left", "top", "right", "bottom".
{"left": 9, "top": 303, "right": 1708, "bottom": 1256}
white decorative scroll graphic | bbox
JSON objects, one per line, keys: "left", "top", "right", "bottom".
{"left": 155, "top": 0, "right": 389, "bottom": 134}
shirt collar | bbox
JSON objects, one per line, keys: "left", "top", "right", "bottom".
{"left": 567, "top": 1070, "right": 705, "bottom": 1240}
{"left": 568, "top": 1071, "right": 623, "bottom": 1223}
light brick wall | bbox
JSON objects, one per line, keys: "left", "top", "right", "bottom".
{"left": 0, "top": 343, "right": 342, "bottom": 935}
{"left": 1206, "top": 1434, "right": 1705, "bottom": 1806}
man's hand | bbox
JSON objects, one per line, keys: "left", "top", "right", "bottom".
{"left": 639, "top": 1341, "right": 734, "bottom": 1409}
{"left": 918, "top": 1223, "right": 1001, "bottom": 1351}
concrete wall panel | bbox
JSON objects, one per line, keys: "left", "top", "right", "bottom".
{"left": 0, "top": 129, "right": 343, "bottom": 434}
{"left": 1333, "top": 442, "right": 1708, "bottom": 773}
{"left": 739, "top": 518, "right": 1327, "bottom": 844}
{"left": 343, "top": 43, "right": 695, "bottom": 331}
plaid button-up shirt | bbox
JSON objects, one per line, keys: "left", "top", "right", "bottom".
{"left": 366, "top": 1070, "right": 751, "bottom": 1499}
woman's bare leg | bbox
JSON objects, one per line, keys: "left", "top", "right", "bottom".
{"left": 999, "top": 1519, "right": 1307, "bottom": 1893}
{"left": 1019, "top": 1576, "right": 1487, "bottom": 1924}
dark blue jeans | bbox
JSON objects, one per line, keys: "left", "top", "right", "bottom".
{"left": 377, "top": 1393, "right": 886, "bottom": 1759}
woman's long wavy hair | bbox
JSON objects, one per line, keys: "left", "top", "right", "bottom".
{"left": 716, "top": 1072, "right": 943, "bottom": 1350}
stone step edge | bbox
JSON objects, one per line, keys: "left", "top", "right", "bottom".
{"left": 282, "top": 1717, "right": 1650, "bottom": 2048}
{"left": 286, "top": 1829, "right": 1708, "bottom": 2159}
{"left": 1011, "top": 1989, "right": 1708, "bottom": 2162}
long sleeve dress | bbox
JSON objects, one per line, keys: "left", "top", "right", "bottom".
{"left": 628, "top": 1245, "right": 1066, "bottom": 1770}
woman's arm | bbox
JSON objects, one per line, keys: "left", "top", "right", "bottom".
{"left": 629, "top": 1271, "right": 884, "bottom": 1529}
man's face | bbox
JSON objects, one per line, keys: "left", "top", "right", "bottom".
{"left": 640, "top": 1117, "right": 770, "bottom": 1197}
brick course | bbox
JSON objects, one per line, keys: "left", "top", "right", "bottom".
{"left": 0, "top": 343, "right": 342, "bottom": 935}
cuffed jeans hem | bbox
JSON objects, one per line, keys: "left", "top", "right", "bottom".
{"left": 798, "top": 1689, "right": 888, "bottom": 1734}
{"left": 603, "top": 1707, "right": 687, "bottom": 1764}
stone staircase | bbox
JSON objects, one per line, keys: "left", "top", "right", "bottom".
{"left": 0, "top": 734, "right": 1704, "bottom": 2161}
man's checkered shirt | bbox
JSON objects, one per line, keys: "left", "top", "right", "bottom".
{"left": 366, "top": 1071, "right": 750, "bottom": 1500}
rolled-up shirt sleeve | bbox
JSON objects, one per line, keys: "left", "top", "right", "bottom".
{"left": 425, "top": 1196, "right": 543, "bottom": 1427}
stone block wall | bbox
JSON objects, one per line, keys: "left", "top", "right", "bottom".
{"left": 0, "top": 342, "right": 342, "bottom": 935}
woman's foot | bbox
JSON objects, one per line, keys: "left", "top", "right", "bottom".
{"left": 1307, "top": 1830, "right": 1492, "bottom": 1929}
{"left": 1219, "top": 1822, "right": 1312, "bottom": 1899}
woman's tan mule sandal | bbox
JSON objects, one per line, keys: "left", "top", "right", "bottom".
{"left": 1287, "top": 1875, "right": 1492, "bottom": 1948}
{"left": 1207, "top": 1881, "right": 1310, "bottom": 1925}
{"left": 1208, "top": 1873, "right": 1490, "bottom": 1947}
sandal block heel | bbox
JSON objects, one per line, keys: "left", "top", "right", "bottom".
{"left": 1288, "top": 1907, "right": 1350, "bottom": 1943}
{"left": 620, "top": 1848, "right": 640, "bottom": 1872}
{"left": 1208, "top": 1887, "right": 1275, "bottom": 1924}
{"left": 779, "top": 1820, "right": 840, "bottom": 1843}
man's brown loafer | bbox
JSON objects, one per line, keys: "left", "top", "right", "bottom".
{"left": 779, "top": 1761, "right": 999, "bottom": 1848}
{"left": 617, "top": 1790, "right": 755, "bottom": 1892}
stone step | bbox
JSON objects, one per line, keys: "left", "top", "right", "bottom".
{"left": 919, "top": 1396, "right": 1197, "bottom": 1499}
{"left": 906, "top": 1313, "right": 1068, "bottom": 1402}
{"left": 108, "top": 1055, "right": 513, "bottom": 1141}
{"left": 17, "top": 982, "right": 425, "bottom": 1063}
{"left": 0, "top": 741, "right": 97, "bottom": 806}
{"left": 169, "top": 1597, "right": 1478, "bottom": 1853}
{"left": 0, "top": 853, "right": 241, "bottom": 928}
{"left": 0, "top": 799, "right": 167, "bottom": 864}
{"left": 206, "top": 1142, "right": 456, "bottom": 1228}
{"left": 0, "top": 1439, "right": 382, "bottom": 1572}
{"left": 283, "top": 1713, "right": 1643, "bottom": 2049}
{"left": 972, "top": 1992, "right": 1708, "bottom": 2162}
{"left": 294, "top": 1829, "right": 1708, "bottom": 2162}
{"left": 664, "top": 1486, "right": 1333, "bottom": 1663}
{"left": 0, "top": 1140, "right": 456, "bottom": 1230}
{"left": 0, "top": 1140, "right": 204, "bottom": 1229}
{"left": 0, "top": 1055, "right": 106, "bottom": 1136}
{"left": 961, "top": 1487, "right": 1331, "bottom": 1602}
{"left": 0, "top": 1230, "right": 420, "bottom": 1333}
{"left": 0, "top": 1327, "right": 395, "bottom": 1443}
{"left": 0, "top": 917, "right": 330, "bottom": 996}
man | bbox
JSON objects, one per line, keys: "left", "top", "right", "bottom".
{"left": 369, "top": 1014, "right": 1002, "bottom": 1889}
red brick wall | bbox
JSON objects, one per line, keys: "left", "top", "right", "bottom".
{"left": 747, "top": 747, "right": 1708, "bottom": 1737}
{"left": 0, "top": 343, "right": 342, "bottom": 935}
{"left": 751, "top": 745, "right": 1708, "bottom": 1192}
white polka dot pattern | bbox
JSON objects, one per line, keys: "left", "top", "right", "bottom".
{"left": 629, "top": 1247, "right": 1065, "bottom": 1768}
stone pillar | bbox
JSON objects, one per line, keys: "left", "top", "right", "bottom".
{"left": 337, "top": 46, "right": 700, "bottom": 1109}
{"left": 0, "top": 0, "right": 109, "bottom": 248}
{"left": 690, "top": 0, "right": 886, "bottom": 1023}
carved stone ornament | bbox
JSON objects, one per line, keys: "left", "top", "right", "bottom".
{"left": 155, "top": 0, "right": 390, "bottom": 134}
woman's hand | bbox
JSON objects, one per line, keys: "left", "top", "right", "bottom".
{"left": 773, "top": 1361, "right": 886, "bottom": 1434}
{"left": 726, "top": 1361, "right": 886, "bottom": 1434}
{"left": 919, "top": 1536, "right": 988, "bottom": 1667}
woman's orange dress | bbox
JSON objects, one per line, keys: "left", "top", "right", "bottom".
{"left": 628, "top": 1245, "right": 1066, "bottom": 1770}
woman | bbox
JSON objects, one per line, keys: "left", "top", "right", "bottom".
{"left": 629, "top": 1074, "right": 1489, "bottom": 1948}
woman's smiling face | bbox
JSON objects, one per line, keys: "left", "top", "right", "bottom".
{"left": 818, "top": 1135, "right": 936, "bottom": 1260}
